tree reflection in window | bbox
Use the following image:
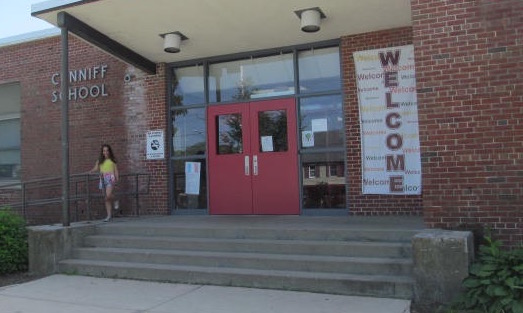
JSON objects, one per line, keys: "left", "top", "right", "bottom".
{"left": 258, "top": 110, "right": 287, "bottom": 152}
{"left": 217, "top": 114, "right": 243, "bottom": 154}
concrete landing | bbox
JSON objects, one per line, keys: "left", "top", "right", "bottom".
{"left": 0, "top": 275, "right": 410, "bottom": 313}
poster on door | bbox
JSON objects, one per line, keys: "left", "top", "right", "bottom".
{"left": 146, "top": 130, "right": 165, "bottom": 160}
{"left": 185, "top": 162, "right": 201, "bottom": 195}
{"left": 354, "top": 45, "right": 422, "bottom": 195}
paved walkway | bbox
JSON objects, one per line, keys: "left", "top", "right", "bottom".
{"left": 0, "top": 275, "right": 410, "bottom": 313}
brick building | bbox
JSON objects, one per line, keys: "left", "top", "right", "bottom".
{"left": 0, "top": 0, "right": 521, "bottom": 247}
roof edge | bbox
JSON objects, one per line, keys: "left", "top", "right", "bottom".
{"left": 31, "top": 0, "right": 87, "bottom": 16}
{"left": 0, "top": 28, "right": 60, "bottom": 48}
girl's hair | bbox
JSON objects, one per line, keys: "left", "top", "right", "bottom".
{"left": 98, "top": 144, "right": 117, "bottom": 164}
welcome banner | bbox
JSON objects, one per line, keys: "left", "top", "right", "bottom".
{"left": 354, "top": 45, "right": 422, "bottom": 195}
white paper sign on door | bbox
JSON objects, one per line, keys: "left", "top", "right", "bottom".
{"left": 261, "top": 136, "right": 274, "bottom": 152}
{"left": 185, "top": 162, "right": 201, "bottom": 195}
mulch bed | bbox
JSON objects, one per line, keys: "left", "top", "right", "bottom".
{"left": 0, "top": 272, "right": 45, "bottom": 288}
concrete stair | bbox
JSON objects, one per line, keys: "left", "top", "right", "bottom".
{"left": 58, "top": 217, "right": 422, "bottom": 299}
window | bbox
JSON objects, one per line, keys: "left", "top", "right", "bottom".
{"left": 216, "top": 113, "right": 243, "bottom": 155}
{"left": 258, "top": 110, "right": 288, "bottom": 152}
{"left": 301, "top": 153, "right": 346, "bottom": 209}
{"left": 298, "top": 47, "right": 341, "bottom": 94}
{"left": 209, "top": 53, "right": 294, "bottom": 102}
{"left": 306, "top": 165, "right": 316, "bottom": 178}
{"left": 172, "top": 108, "right": 206, "bottom": 157}
{"left": 0, "top": 83, "right": 21, "bottom": 182}
{"left": 172, "top": 65, "right": 205, "bottom": 106}
{"left": 329, "top": 165, "right": 338, "bottom": 177}
{"left": 299, "top": 95, "right": 344, "bottom": 150}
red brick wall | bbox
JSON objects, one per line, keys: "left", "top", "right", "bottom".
{"left": 0, "top": 34, "right": 168, "bottom": 219}
{"left": 412, "top": 0, "right": 523, "bottom": 247}
{"left": 341, "top": 27, "right": 423, "bottom": 216}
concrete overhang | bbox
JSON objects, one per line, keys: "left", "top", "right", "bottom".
{"left": 32, "top": 0, "right": 412, "bottom": 74}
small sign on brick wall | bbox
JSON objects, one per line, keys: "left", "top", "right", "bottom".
{"left": 146, "top": 130, "right": 165, "bottom": 160}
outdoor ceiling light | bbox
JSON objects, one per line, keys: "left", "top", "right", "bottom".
{"left": 160, "top": 31, "right": 188, "bottom": 53}
{"left": 294, "top": 7, "right": 326, "bottom": 33}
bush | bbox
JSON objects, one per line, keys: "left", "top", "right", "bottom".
{"left": 450, "top": 232, "right": 523, "bottom": 313}
{"left": 0, "top": 208, "right": 28, "bottom": 274}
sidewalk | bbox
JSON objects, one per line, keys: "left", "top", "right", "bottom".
{"left": 0, "top": 275, "right": 410, "bottom": 313}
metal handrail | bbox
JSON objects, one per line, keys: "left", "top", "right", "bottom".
{"left": 0, "top": 172, "right": 150, "bottom": 224}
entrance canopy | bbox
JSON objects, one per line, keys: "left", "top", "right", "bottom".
{"left": 32, "top": 0, "right": 412, "bottom": 73}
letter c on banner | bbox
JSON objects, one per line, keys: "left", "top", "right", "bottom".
{"left": 385, "top": 112, "right": 402, "bottom": 129}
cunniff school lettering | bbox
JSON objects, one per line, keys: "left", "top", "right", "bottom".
{"left": 50, "top": 64, "right": 109, "bottom": 102}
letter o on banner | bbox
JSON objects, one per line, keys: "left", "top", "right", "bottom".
{"left": 386, "top": 133, "right": 403, "bottom": 150}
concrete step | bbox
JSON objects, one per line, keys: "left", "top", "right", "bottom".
{"left": 59, "top": 259, "right": 414, "bottom": 299}
{"left": 84, "top": 235, "right": 412, "bottom": 258}
{"left": 96, "top": 224, "right": 418, "bottom": 242}
{"left": 73, "top": 247, "right": 413, "bottom": 276}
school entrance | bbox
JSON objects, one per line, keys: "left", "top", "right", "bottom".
{"left": 169, "top": 45, "right": 347, "bottom": 215}
{"left": 208, "top": 98, "right": 300, "bottom": 214}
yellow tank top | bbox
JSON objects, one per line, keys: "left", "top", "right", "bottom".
{"left": 99, "top": 159, "right": 116, "bottom": 174}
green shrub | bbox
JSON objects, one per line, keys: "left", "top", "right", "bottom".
{"left": 0, "top": 208, "right": 28, "bottom": 274}
{"left": 451, "top": 232, "right": 523, "bottom": 313}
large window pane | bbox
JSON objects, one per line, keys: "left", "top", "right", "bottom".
{"left": 172, "top": 65, "right": 205, "bottom": 106}
{"left": 173, "top": 159, "right": 207, "bottom": 210}
{"left": 209, "top": 53, "right": 294, "bottom": 102}
{"left": 0, "top": 119, "right": 20, "bottom": 150}
{"left": 172, "top": 108, "right": 206, "bottom": 157}
{"left": 0, "top": 83, "right": 21, "bottom": 181}
{"left": 301, "top": 152, "right": 346, "bottom": 209}
{"left": 299, "top": 95, "right": 344, "bottom": 149}
{"left": 298, "top": 47, "right": 341, "bottom": 94}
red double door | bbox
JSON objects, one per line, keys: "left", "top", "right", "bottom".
{"left": 208, "top": 98, "right": 300, "bottom": 215}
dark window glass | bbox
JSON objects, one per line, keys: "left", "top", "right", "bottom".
{"left": 301, "top": 152, "right": 346, "bottom": 209}
{"left": 217, "top": 114, "right": 243, "bottom": 154}
{"left": 258, "top": 110, "right": 288, "bottom": 152}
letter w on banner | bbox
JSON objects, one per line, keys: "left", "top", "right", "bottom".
{"left": 353, "top": 45, "right": 422, "bottom": 195}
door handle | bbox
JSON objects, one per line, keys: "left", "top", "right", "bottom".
{"left": 244, "top": 155, "right": 250, "bottom": 176}
{"left": 253, "top": 155, "right": 258, "bottom": 176}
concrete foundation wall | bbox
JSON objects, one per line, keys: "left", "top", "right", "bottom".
{"left": 27, "top": 222, "right": 97, "bottom": 275}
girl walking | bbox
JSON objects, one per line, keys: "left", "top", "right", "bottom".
{"left": 90, "top": 144, "right": 119, "bottom": 222}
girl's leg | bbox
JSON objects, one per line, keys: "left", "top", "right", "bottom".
{"left": 104, "top": 185, "right": 114, "bottom": 221}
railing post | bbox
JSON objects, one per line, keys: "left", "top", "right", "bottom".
{"left": 135, "top": 174, "right": 140, "bottom": 216}
{"left": 21, "top": 182, "right": 27, "bottom": 220}
{"left": 86, "top": 174, "right": 91, "bottom": 220}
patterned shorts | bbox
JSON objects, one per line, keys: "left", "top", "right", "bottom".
{"left": 99, "top": 173, "right": 116, "bottom": 189}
